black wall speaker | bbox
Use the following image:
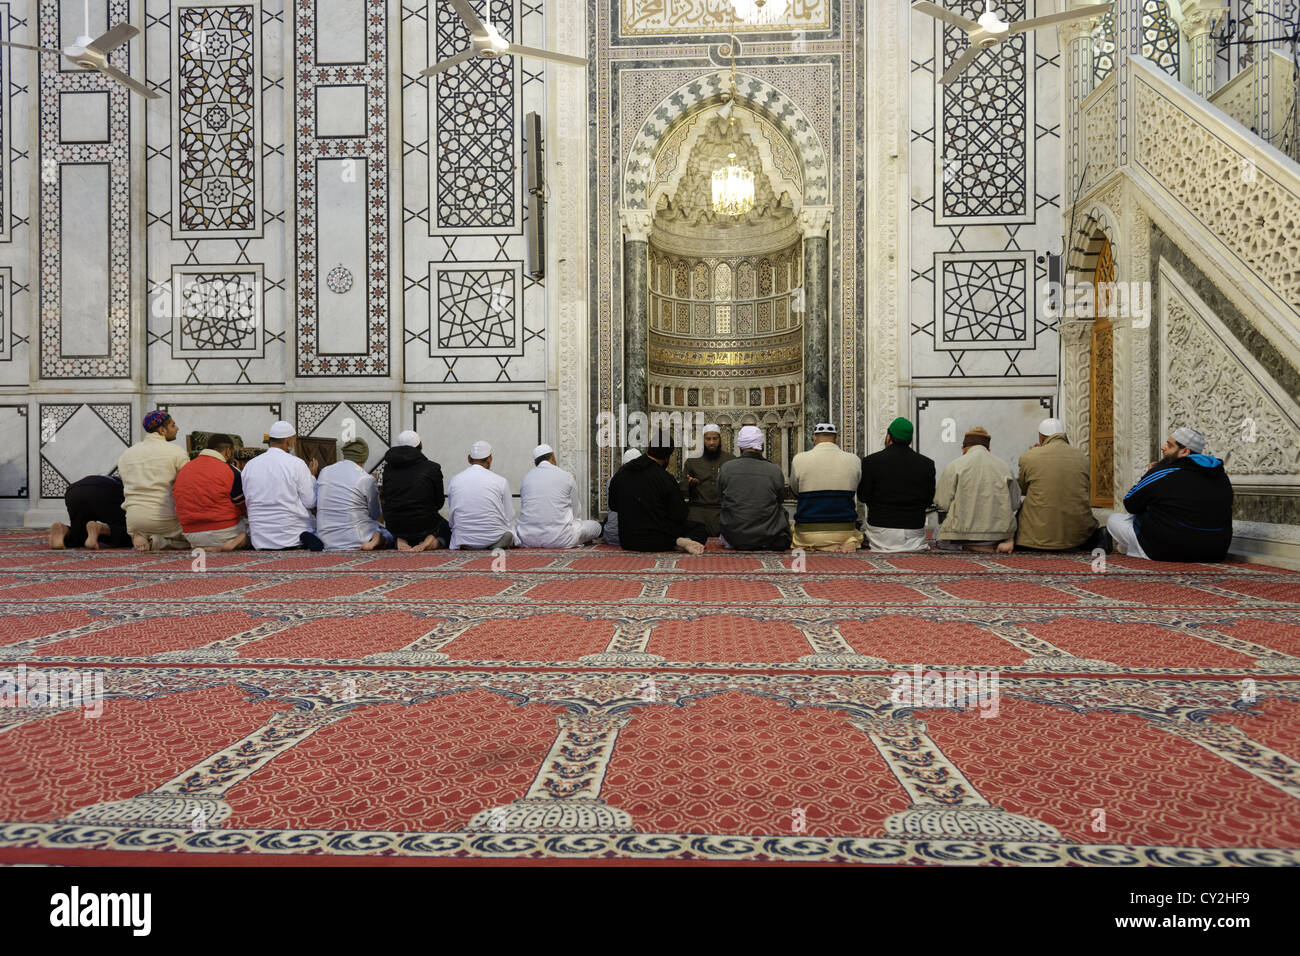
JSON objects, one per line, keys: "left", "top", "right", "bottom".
{"left": 525, "top": 111, "right": 545, "bottom": 280}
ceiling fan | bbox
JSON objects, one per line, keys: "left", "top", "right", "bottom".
{"left": 0, "top": 0, "right": 158, "bottom": 99}
{"left": 913, "top": 0, "right": 1113, "bottom": 85}
{"left": 422, "top": 0, "right": 587, "bottom": 76}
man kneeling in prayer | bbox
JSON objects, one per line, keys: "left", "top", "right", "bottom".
{"left": 602, "top": 448, "right": 642, "bottom": 547}
{"left": 316, "top": 439, "right": 393, "bottom": 551}
{"left": 934, "top": 426, "right": 1020, "bottom": 554}
{"left": 516, "top": 443, "right": 602, "bottom": 548}
{"left": 608, "top": 428, "right": 708, "bottom": 554}
{"left": 447, "top": 440, "right": 519, "bottom": 550}
{"left": 49, "top": 475, "right": 131, "bottom": 550}
{"left": 380, "top": 430, "right": 451, "bottom": 551}
{"left": 173, "top": 433, "right": 249, "bottom": 551}
{"left": 718, "top": 425, "right": 791, "bottom": 551}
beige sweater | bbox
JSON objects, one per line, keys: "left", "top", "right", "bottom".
{"left": 117, "top": 432, "right": 190, "bottom": 534}
{"left": 934, "top": 444, "right": 1021, "bottom": 541}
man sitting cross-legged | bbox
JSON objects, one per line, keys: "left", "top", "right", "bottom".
{"left": 380, "top": 430, "right": 451, "bottom": 552}
{"left": 116, "top": 410, "right": 191, "bottom": 551}
{"left": 608, "top": 427, "right": 708, "bottom": 555}
{"left": 1015, "top": 418, "right": 1098, "bottom": 552}
{"left": 934, "top": 426, "right": 1020, "bottom": 554}
{"left": 240, "top": 420, "right": 320, "bottom": 550}
{"left": 602, "top": 448, "right": 642, "bottom": 547}
{"left": 515, "top": 443, "right": 603, "bottom": 548}
{"left": 49, "top": 475, "right": 131, "bottom": 550}
{"left": 717, "top": 425, "right": 791, "bottom": 552}
{"left": 317, "top": 439, "right": 393, "bottom": 551}
{"left": 857, "top": 416, "right": 935, "bottom": 553}
{"left": 172, "top": 433, "right": 249, "bottom": 551}
{"left": 447, "top": 440, "right": 519, "bottom": 551}
{"left": 790, "top": 423, "right": 864, "bottom": 553}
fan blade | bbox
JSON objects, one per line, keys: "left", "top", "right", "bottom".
{"left": 1008, "top": 3, "right": 1113, "bottom": 35}
{"left": 0, "top": 40, "right": 65, "bottom": 54}
{"left": 97, "top": 61, "right": 160, "bottom": 99}
{"left": 939, "top": 42, "right": 984, "bottom": 85}
{"left": 911, "top": 1, "right": 980, "bottom": 33}
{"left": 448, "top": 0, "right": 488, "bottom": 35}
{"left": 504, "top": 43, "right": 587, "bottom": 68}
{"left": 87, "top": 22, "right": 139, "bottom": 54}
{"left": 420, "top": 48, "right": 477, "bottom": 76}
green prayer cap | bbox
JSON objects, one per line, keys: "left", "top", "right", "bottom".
{"left": 887, "top": 417, "right": 914, "bottom": 443}
{"left": 342, "top": 439, "right": 369, "bottom": 465}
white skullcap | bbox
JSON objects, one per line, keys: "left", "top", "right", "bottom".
{"left": 737, "top": 425, "right": 764, "bottom": 451}
{"left": 621, "top": 448, "right": 642, "bottom": 464}
{"left": 1038, "top": 418, "right": 1066, "bottom": 437}
{"left": 533, "top": 443, "right": 554, "bottom": 460}
{"left": 703, "top": 423, "right": 721, "bottom": 435}
{"left": 268, "top": 421, "right": 295, "bottom": 440}
{"left": 397, "top": 429, "right": 421, "bottom": 447}
{"left": 470, "top": 440, "right": 492, "bottom": 459}
{"left": 813, "top": 422, "right": 837, "bottom": 435}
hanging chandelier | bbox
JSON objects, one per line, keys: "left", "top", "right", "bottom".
{"left": 730, "top": 0, "right": 787, "bottom": 26}
{"left": 710, "top": 6, "right": 755, "bottom": 217}
{"left": 712, "top": 152, "right": 754, "bottom": 217}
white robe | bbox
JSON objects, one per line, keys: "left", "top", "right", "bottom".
{"left": 240, "top": 447, "right": 317, "bottom": 549}
{"left": 316, "top": 460, "right": 381, "bottom": 550}
{"left": 516, "top": 461, "right": 596, "bottom": 549}
{"left": 447, "top": 464, "right": 517, "bottom": 549}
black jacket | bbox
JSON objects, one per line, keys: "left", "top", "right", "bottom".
{"left": 1122, "top": 453, "right": 1233, "bottom": 561}
{"left": 379, "top": 446, "right": 446, "bottom": 537}
{"left": 608, "top": 455, "right": 687, "bottom": 550}
{"left": 857, "top": 442, "right": 937, "bottom": 529}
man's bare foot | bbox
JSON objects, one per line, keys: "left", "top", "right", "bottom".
{"left": 996, "top": 538, "right": 1015, "bottom": 554}
{"left": 360, "top": 531, "right": 382, "bottom": 551}
{"left": 49, "top": 523, "right": 69, "bottom": 549}
{"left": 221, "top": 532, "right": 248, "bottom": 552}
{"left": 966, "top": 543, "right": 996, "bottom": 553}
{"left": 428, "top": 537, "right": 444, "bottom": 550}
{"left": 409, "top": 534, "right": 436, "bottom": 553}
{"left": 132, "top": 533, "right": 151, "bottom": 552}
{"left": 839, "top": 539, "right": 860, "bottom": 553}
{"left": 396, "top": 537, "right": 412, "bottom": 552}
{"left": 85, "top": 522, "right": 111, "bottom": 549}
{"left": 676, "top": 536, "right": 705, "bottom": 555}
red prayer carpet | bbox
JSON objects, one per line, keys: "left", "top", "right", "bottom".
{"left": 0, "top": 529, "right": 1298, "bottom": 866}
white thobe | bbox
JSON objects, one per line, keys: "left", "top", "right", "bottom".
{"left": 316, "top": 460, "right": 381, "bottom": 550}
{"left": 240, "top": 446, "right": 317, "bottom": 549}
{"left": 447, "top": 464, "right": 517, "bottom": 549}
{"left": 516, "top": 461, "right": 599, "bottom": 549}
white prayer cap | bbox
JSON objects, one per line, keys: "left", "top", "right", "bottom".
{"left": 703, "top": 423, "right": 721, "bottom": 435}
{"left": 813, "top": 422, "right": 837, "bottom": 435}
{"left": 533, "top": 443, "right": 554, "bottom": 460}
{"left": 737, "top": 425, "right": 764, "bottom": 450}
{"left": 397, "top": 429, "right": 421, "bottom": 447}
{"left": 470, "top": 440, "right": 493, "bottom": 459}
{"left": 268, "top": 421, "right": 295, "bottom": 440}
{"left": 1038, "top": 418, "right": 1066, "bottom": 437}
{"left": 621, "top": 448, "right": 642, "bottom": 464}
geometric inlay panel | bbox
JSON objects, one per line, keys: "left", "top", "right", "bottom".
{"left": 937, "top": 0, "right": 1033, "bottom": 222}
{"left": 173, "top": 2, "right": 261, "bottom": 236}
{"left": 0, "top": 405, "right": 28, "bottom": 498}
{"left": 38, "top": 403, "right": 132, "bottom": 498}
{"left": 936, "top": 253, "right": 1035, "bottom": 350}
{"left": 169, "top": 265, "right": 264, "bottom": 358}
{"left": 431, "top": 262, "right": 523, "bottom": 357}
{"left": 431, "top": 0, "right": 518, "bottom": 233}
{"left": 39, "top": 0, "right": 133, "bottom": 378}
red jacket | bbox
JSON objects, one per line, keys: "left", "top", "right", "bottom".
{"left": 173, "top": 451, "right": 246, "bottom": 533}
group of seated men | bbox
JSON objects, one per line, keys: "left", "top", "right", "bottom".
{"left": 49, "top": 411, "right": 600, "bottom": 553}
{"left": 603, "top": 417, "right": 1233, "bottom": 563}
{"left": 48, "top": 410, "right": 1234, "bottom": 564}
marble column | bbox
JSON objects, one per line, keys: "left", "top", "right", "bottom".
{"left": 799, "top": 206, "right": 832, "bottom": 441}
{"left": 1180, "top": 1, "right": 1227, "bottom": 98}
{"left": 620, "top": 209, "right": 653, "bottom": 417}
{"left": 1060, "top": 17, "right": 1098, "bottom": 190}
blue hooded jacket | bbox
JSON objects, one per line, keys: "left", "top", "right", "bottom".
{"left": 1121, "top": 453, "right": 1233, "bottom": 561}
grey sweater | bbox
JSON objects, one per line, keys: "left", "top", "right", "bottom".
{"left": 717, "top": 452, "right": 791, "bottom": 551}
